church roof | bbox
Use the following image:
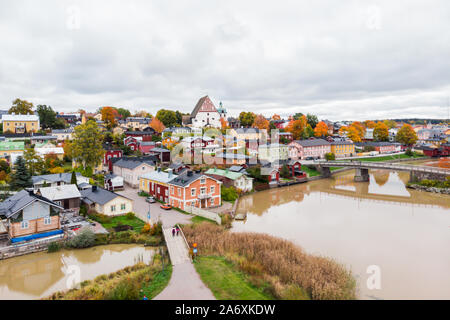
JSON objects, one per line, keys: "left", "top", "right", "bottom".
{"left": 190, "top": 96, "right": 218, "bottom": 118}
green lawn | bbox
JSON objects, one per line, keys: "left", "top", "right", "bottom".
{"left": 100, "top": 215, "right": 146, "bottom": 232}
{"left": 191, "top": 215, "right": 215, "bottom": 225}
{"left": 193, "top": 256, "right": 273, "bottom": 300}
{"left": 141, "top": 264, "right": 173, "bottom": 299}
{"left": 336, "top": 153, "right": 424, "bottom": 163}
{"left": 301, "top": 166, "right": 321, "bottom": 177}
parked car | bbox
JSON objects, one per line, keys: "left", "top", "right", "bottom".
{"left": 305, "top": 156, "right": 314, "bottom": 160}
{"left": 160, "top": 203, "right": 172, "bottom": 210}
{"left": 146, "top": 196, "right": 156, "bottom": 203}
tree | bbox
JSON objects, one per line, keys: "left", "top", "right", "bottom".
{"left": 340, "top": 126, "right": 362, "bottom": 143}
{"left": 117, "top": 108, "right": 131, "bottom": 119}
{"left": 383, "top": 120, "right": 397, "bottom": 129}
{"left": 239, "top": 112, "right": 256, "bottom": 127}
{"left": 101, "top": 107, "right": 119, "bottom": 128}
{"left": 373, "top": 122, "right": 389, "bottom": 141}
{"left": 272, "top": 114, "right": 281, "bottom": 121}
{"left": 286, "top": 115, "right": 307, "bottom": 140}
{"left": 325, "top": 152, "right": 336, "bottom": 161}
{"left": 252, "top": 114, "right": 269, "bottom": 130}
{"left": 72, "top": 120, "right": 105, "bottom": 169}
{"left": 10, "top": 156, "right": 32, "bottom": 190}
{"left": 23, "top": 148, "right": 44, "bottom": 176}
{"left": 306, "top": 114, "right": 319, "bottom": 129}
{"left": 63, "top": 141, "right": 73, "bottom": 161}
{"left": 150, "top": 117, "right": 166, "bottom": 133}
{"left": 396, "top": 124, "right": 418, "bottom": 145}
{"left": 363, "top": 120, "right": 376, "bottom": 129}
{"left": 71, "top": 171, "right": 78, "bottom": 186}
{"left": 36, "top": 105, "right": 58, "bottom": 129}
{"left": 9, "top": 98, "right": 34, "bottom": 115}
{"left": 293, "top": 113, "right": 304, "bottom": 120}
{"left": 220, "top": 117, "right": 229, "bottom": 130}
{"left": 314, "top": 121, "right": 329, "bottom": 137}
{"left": 350, "top": 121, "right": 366, "bottom": 140}
{"left": 280, "top": 164, "right": 291, "bottom": 178}
{"left": 156, "top": 109, "right": 178, "bottom": 127}
{"left": 0, "top": 160, "right": 10, "bottom": 174}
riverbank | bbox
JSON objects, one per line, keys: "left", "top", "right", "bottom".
{"left": 407, "top": 182, "right": 450, "bottom": 194}
{"left": 45, "top": 253, "right": 172, "bottom": 300}
{"left": 183, "top": 222, "right": 357, "bottom": 300}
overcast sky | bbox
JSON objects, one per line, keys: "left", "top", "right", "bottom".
{"left": 0, "top": 0, "right": 449, "bottom": 121}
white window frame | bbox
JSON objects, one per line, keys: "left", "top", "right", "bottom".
{"left": 121, "top": 203, "right": 126, "bottom": 210}
{"left": 200, "top": 187, "right": 206, "bottom": 195}
{"left": 191, "top": 188, "right": 196, "bottom": 196}
{"left": 210, "top": 186, "right": 215, "bottom": 194}
{"left": 200, "top": 178, "right": 206, "bottom": 184}
{"left": 21, "top": 221, "right": 29, "bottom": 229}
{"left": 44, "top": 216, "right": 51, "bottom": 225}
{"left": 111, "top": 205, "right": 116, "bottom": 212}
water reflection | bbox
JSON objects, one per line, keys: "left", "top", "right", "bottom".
{"left": 0, "top": 244, "right": 154, "bottom": 300}
{"left": 233, "top": 168, "right": 450, "bottom": 299}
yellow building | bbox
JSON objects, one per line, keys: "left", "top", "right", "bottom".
{"left": 2, "top": 114, "right": 40, "bottom": 133}
{"left": 330, "top": 141, "right": 355, "bottom": 158}
{"left": 0, "top": 141, "right": 25, "bottom": 163}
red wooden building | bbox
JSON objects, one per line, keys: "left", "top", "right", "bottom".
{"left": 103, "top": 148, "right": 123, "bottom": 171}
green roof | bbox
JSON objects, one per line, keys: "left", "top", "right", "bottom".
{"left": 205, "top": 168, "right": 244, "bottom": 180}
{"left": 0, "top": 141, "right": 25, "bottom": 151}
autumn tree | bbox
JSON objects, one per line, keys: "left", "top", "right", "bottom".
{"left": 396, "top": 124, "right": 418, "bottom": 145}
{"left": 373, "top": 122, "right": 389, "bottom": 141}
{"left": 350, "top": 121, "right": 366, "bottom": 140}
{"left": 9, "top": 98, "right": 34, "bottom": 115}
{"left": 220, "top": 117, "right": 229, "bottom": 130}
{"left": 72, "top": 120, "right": 105, "bottom": 169}
{"left": 252, "top": 114, "right": 270, "bottom": 130}
{"left": 272, "top": 114, "right": 281, "bottom": 121}
{"left": 339, "top": 126, "right": 362, "bottom": 143}
{"left": 363, "top": 120, "right": 376, "bottom": 129}
{"left": 150, "top": 117, "right": 166, "bottom": 133}
{"left": 286, "top": 115, "right": 307, "bottom": 140}
{"left": 101, "top": 106, "right": 119, "bottom": 128}
{"left": 314, "top": 121, "right": 329, "bottom": 137}
{"left": 383, "top": 119, "right": 397, "bottom": 129}
{"left": 239, "top": 112, "right": 256, "bottom": 127}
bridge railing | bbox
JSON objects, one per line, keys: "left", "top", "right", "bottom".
{"left": 313, "top": 160, "right": 449, "bottom": 175}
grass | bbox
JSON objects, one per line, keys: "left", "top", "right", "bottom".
{"left": 45, "top": 252, "right": 172, "bottom": 300}
{"left": 191, "top": 215, "right": 215, "bottom": 225}
{"left": 141, "top": 264, "right": 173, "bottom": 299}
{"left": 94, "top": 230, "right": 163, "bottom": 247}
{"left": 194, "top": 256, "right": 273, "bottom": 300}
{"left": 341, "top": 153, "right": 424, "bottom": 162}
{"left": 301, "top": 166, "right": 321, "bottom": 177}
{"left": 183, "top": 222, "right": 356, "bottom": 300}
{"left": 99, "top": 214, "right": 146, "bottom": 232}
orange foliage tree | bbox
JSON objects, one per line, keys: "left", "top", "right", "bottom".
{"left": 150, "top": 117, "right": 166, "bottom": 133}
{"left": 363, "top": 120, "right": 376, "bottom": 129}
{"left": 272, "top": 114, "right": 281, "bottom": 121}
{"left": 339, "top": 126, "right": 362, "bottom": 143}
{"left": 252, "top": 114, "right": 270, "bottom": 130}
{"left": 373, "top": 122, "right": 389, "bottom": 141}
{"left": 286, "top": 115, "right": 307, "bottom": 140}
{"left": 314, "top": 121, "right": 329, "bottom": 137}
{"left": 101, "top": 107, "right": 119, "bottom": 128}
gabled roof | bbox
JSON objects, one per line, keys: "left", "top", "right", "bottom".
{"left": 205, "top": 168, "right": 250, "bottom": 181}
{"left": 39, "top": 184, "right": 81, "bottom": 201}
{"left": 0, "top": 190, "right": 63, "bottom": 219}
{"left": 291, "top": 139, "right": 330, "bottom": 147}
{"left": 2, "top": 114, "right": 39, "bottom": 121}
{"left": 140, "top": 170, "right": 177, "bottom": 184}
{"left": 191, "top": 96, "right": 218, "bottom": 118}
{"left": 32, "top": 172, "right": 84, "bottom": 185}
{"left": 80, "top": 187, "right": 130, "bottom": 206}
{"left": 112, "top": 158, "right": 156, "bottom": 169}
{"left": 168, "top": 171, "right": 221, "bottom": 187}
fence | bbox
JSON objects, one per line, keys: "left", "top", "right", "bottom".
{"left": 184, "top": 205, "right": 222, "bottom": 225}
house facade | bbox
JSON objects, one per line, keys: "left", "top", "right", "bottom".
{"left": 112, "top": 158, "right": 156, "bottom": 188}
{"left": 205, "top": 168, "right": 253, "bottom": 192}
{"left": 188, "top": 96, "right": 222, "bottom": 128}
{"left": 80, "top": 186, "right": 133, "bottom": 216}
{"left": 32, "top": 172, "right": 90, "bottom": 191}
{"left": 139, "top": 168, "right": 177, "bottom": 203}
{"left": 289, "top": 139, "right": 331, "bottom": 159}
{"left": 0, "top": 190, "right": 63, "bottom": 242}
{"left": 104, "top": 173, "right": 124, "bottom": 191}
{"left": 330, "top": 141, "right": 355, "bottom": 158}
{"left": 103, "top": 148, "right": 123, "bottom": 172}
{"left": 0, "top": 141, "right": 24, "bottom": 163}
{"left": 2, "top": 114, "right": 40, "bottom": 133}
{"left": 168, "top": 171, "right": 222, "bottom": 210}
{"left": 51, "top": 129, "right": 74, "bottom": 141}
{"left": 38, "top": 184, "right": 81, "bottom": 210}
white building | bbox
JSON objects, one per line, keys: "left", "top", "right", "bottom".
{"left": 189, "top": 96, "right": 222, "bottom": 128}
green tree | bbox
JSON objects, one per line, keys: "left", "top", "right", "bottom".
{"left": 293, "top": 113, "right": 304, "bottom": 120}
{"left": 9, "top": 98, "right": 34, "bottom": 115}
{"left": 156, "top": 109, "right": 178, "bottom": 127}
{"left": 0, "top": 160, "right": 10, "bottom": 174}
{"left": 36, "top": 105, "right": 57, "bottom": 129}
{"left": 280, "top": 164, "right": 291, "bottom": 178}
{"left": 117, "top": 108, "right": 131, "bottom": 119}
{"left": 306, "top": 114, "right": 319, "bottom": 129}
{"left": 72, "top": 120, "right": 105, "bottom": 169}
{"left": 325, "top": 152, "right": 336, "bottom": 161}
{"left": 239, "top": 112, "right": 256, "bottom": 127}
{"left": 23, "top": 148, "right": 44, "bottom": 176}
{"left": 396, "top": 124, "right": 418, "bottom": 145}
{"left": 71, "top": 171, "right": 78, "bottom": 187}
{"left": 11, "top": 156, "right": 32, "bottom": 190}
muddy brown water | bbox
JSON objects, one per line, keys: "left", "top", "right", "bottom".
{"left": 0, "top": 244, "right": 155, "bottom": 300}
{"left": 233, "top": 164, "right": 450, "bottom": 300}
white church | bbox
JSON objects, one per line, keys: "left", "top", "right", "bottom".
{"left": 184, "top": 96, "right": 227, "bottom": 128}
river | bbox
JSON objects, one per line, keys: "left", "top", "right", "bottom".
{"left": 0, "top": 244, "right": 155, "bottom": 300}
{"left": 233, "top": 164, "right": 450, "bottom": 300}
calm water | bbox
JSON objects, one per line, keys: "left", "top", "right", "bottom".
{"left": 0, "top": 244, "right": 155, "bottom": 300}
{"left": 233, "top": 166, "right": 450, "bottom": 300}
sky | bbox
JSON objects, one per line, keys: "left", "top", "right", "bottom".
{"left": 0, "top": 0, "right": 449, "bottom": 121}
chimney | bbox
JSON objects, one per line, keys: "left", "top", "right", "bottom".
{"left": 168, "top": 168, "right": 173, "bottom": 178}
{"left": 187, "top": 170, "right": 193, "bottom": 177}
{"left": 92, "top": 185, "right": 97, "bottom": 192}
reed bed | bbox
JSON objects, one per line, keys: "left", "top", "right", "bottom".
{"left": 183, "top": 223, "right": 357, "bottom": 300}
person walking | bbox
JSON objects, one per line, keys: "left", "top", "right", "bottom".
{"left": 176, "top": 226, "right": 180, "bottom": 236}
{"left": 172, "top": 227, "right": 175, "bottom": 237}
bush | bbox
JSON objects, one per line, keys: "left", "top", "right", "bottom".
{"left": 88, "top": 211, "right": 112, "bottom": 224}
{"left": 221, "top": 186, "right": 239, "bottom": 202}
{"left": 280, "top": 164, "right": 291, "bottom": 179}
{"left": 47, "top": 241, "right": 62, "bottom": 253}
{"left": 104, "top": 278, "right": 140, "bottom": 300}
{"left": 405, "top": 148, "right": 413, "bottom": 156}
{"left": 125, "top": 212, "right": 135, "bottom": 220}
{"left": 138, "top": 191, "right": 149, "bottom": 197}
{"left": 67, "top": 228, "right": 96, "bottom": 248}
{"left": 325, "top": 152, "right": 336, "bottom": 161}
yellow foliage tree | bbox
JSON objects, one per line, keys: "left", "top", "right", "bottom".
{"left": 314, "top": 121, "right": 329, "bottom": 137}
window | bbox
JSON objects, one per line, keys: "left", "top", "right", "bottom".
{"left": 111, "top": 205, "right": 116, "bottom": 212}
{"left": 121, "top": 203, "right": 126, "bottom": 210}
{"left": 200, "top": 178, "right": 206, "bottom": 184}
{"left": 200, "top": 187, "right": 206, "bottom": 195}
{"left": 142, "top": 166, "right": 145, "bottom": 170}
{"left": 210, "top": 198, "right": 214, "bottom": 205}
{"left": 191, "top": 188, "right": 196, "bottom": 196}
{"left": 210, "top": 186, "right": 215, "bottom": 193}
{"left": 44, "top": 216, "right": 51, "bottom": 225}
{"left": 21, "top": 221, "right": 29, "bottom": 229}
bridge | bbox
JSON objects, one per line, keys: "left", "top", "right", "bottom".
{"left": 312, "top": 160, "right": 450, "bottom": 182}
